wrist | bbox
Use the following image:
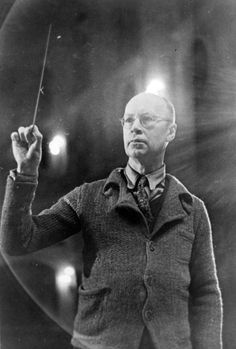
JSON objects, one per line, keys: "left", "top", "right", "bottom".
{"left": 17, "top": 165, "right": 39, "bottom": 177}
{"left": 10, "top": 169, "right": 38, "bottom": 184}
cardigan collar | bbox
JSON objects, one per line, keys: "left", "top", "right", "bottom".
{"left": 124, "top": 162, "right": 166, "bottom": 191}
{"left": 103, "top": 168, "right": 193, "bottom": 233}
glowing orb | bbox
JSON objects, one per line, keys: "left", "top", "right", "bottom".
{"left": 145, "top": 79, "right": 166, "bottom": 94}
{"left": 49, "top": 134, "right": 66, "bottom": 155}
{"left": 56, "top": 265, "right": 76, "bottom": 291}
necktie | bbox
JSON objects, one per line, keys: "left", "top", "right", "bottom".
{"left": 133, "top": 175, "right": 153, "bottom": 224}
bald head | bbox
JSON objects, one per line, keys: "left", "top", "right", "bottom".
{"left": 125, "top": 92, "right": 176, "bottom": 124}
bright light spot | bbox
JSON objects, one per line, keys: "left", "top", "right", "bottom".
{"left": 56, "top": 265, "right": 76, "bottom": 292}
{"left": 145, "top": 79, "right": 166, "bottom": 94}
{"left": 57, "top": 35, "right": 62, "bottom": 39}
{"left": 49, "top": 134, "right": 66, "bottom": 156}
{"left": 64, "top": 266, "right": 75, "bottom": 277}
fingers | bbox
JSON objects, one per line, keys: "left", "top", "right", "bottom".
{"left": 30, "top": 125, "right": 43, "bottom": 151}
{"left": 18, "top": 125, "right": 34, "bottom": 144}
{"left": 31, "top": 125, "right": 43, "bottom": 142}
{"left": 11, "top": 125, "right": 43, "bottom": 145}
{"left": 11, "top": 132, "right": 20, "bottom": 143}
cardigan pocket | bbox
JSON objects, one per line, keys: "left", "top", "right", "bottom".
{"left": 176, "top": 230, "right": 194, "bottom": 264}
{"left": 77, "top": 285, "right": 111, "bottom": 336}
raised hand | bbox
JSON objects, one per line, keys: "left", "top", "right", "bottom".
{"left": 11, "top": 125, "right": 43, "bottom": 176}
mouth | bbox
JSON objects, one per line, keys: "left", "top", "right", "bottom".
{"left": 129, "top": 139, "right": 147, "bottom": 145}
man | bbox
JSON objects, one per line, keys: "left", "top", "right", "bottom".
{"left": 0, "top": 92, "right": 222, "bottom": 349}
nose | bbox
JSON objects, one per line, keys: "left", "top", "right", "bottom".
{"left": 130, "top": 116, "right": 142, "bottom": 133}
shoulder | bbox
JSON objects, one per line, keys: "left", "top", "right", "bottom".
{"left": 64, "top": 178, "right": 107, "bottom": 201}
{"left": 166, "top": 173, "right": 207, "bottom": 213}
{"left": 167, "top": 174, "right": 211, "bottom": 234}
{"left": 63, "top": 168, "right": 123, "bottom": 206}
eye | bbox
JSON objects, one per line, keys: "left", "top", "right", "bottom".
{"left": 124, "top": 116, "right": 135, "bottom": 124}
{"left": 141, "top": 114, "right": 155, "bottom": 124}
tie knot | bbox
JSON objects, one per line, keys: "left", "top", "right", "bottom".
{"left": 137, "top": 175, "right": 148, "bottom": 189}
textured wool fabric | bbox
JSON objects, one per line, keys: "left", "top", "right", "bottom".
{"left": 0, "top": 168, "right": 223, "bottom": 349}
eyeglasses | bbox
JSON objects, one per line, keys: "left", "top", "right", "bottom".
{"left": 120, "top": 113, "right": 171, "bottom": 129}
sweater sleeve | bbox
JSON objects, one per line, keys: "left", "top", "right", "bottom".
{"left": 0, "top": 174, "right": 81, "bottom": 255}
{"left": 189, "top": 201, "right": 223, "bottom": 349}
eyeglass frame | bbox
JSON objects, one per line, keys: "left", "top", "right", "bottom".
{"left": 120, "top": 113, "right": 173, "bottom": 129}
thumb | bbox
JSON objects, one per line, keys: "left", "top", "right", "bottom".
{"left": 30, "top": 125, "right": 43, "bottom": 150}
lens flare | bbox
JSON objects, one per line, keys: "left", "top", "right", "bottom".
{"left": 145, "top": 79, "right": 166, "bottom": 94}
{"left": 49, "top": 134, "right": 66, "bottom": 155}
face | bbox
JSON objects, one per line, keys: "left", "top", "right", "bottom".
{"left": 122, "top": 93, "right": 176, "bottom": 163}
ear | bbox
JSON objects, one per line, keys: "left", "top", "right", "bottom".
{"left": 166, "top": 123, "right": 177, "bottom": 143}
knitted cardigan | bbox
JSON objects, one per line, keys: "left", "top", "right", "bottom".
{"left": 0, "top": 168, "right": 223, "bottom": 349}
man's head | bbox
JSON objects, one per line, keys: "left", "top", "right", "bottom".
{"left": 122, "top": 92, "right": 177, "bottom": 168}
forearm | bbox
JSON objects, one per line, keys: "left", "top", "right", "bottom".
{"left": 189, "top": 201, "right": 223, "bottom": 348}
{"left": 0, "top": 172, "right": 80, "bottom": 255}
{"left": 189, "top": 280, "right": 223, "bottom": 349}
{"left": 0, "top": 172, "right": 38, "bottom": 254}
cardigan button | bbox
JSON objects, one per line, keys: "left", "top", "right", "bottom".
{"left": 139, "top": 288, "right": 146, "bottom": 301}
{"left": 149, "top": 241, "right": 155, "bottom": 252}
{"left": 144, "top": 309, "right": 153, "bottom": 321}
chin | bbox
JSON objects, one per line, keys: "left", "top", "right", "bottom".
{"left": 125, "top": 144, "right": 148, "bottom": 158}
{"left": 130, "top": 149, "right": 147, "bottom": 158}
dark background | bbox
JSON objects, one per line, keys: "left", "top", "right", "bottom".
{"left": 1, "top": 0, "right": 236, "bottom": 348}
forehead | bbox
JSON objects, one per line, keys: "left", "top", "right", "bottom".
{"left": 125, "top": 93, "right": 169, "bottom": 116}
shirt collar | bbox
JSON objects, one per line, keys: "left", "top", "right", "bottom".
{"left": 124, "top": 162, "right": 166, "bottom": 191}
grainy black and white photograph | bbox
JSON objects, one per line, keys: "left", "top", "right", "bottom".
{"left": 0, "top": 0, "right": 235, "bottom": 348}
